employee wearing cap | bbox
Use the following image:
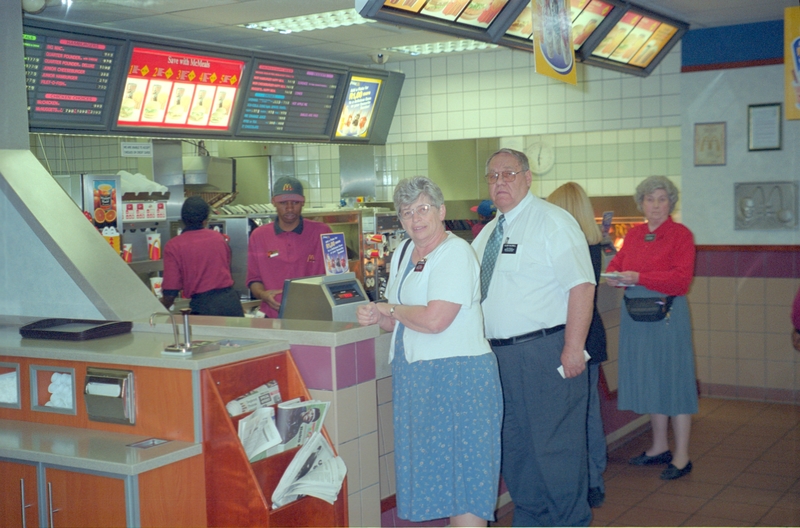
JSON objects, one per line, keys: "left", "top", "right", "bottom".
{"left": 246, "top": 177, "right": 332, "bottom": 318}
{"left": 471, "top": 199, "right": 497, "bottom": 238}
{"left": 161, "top": 196, "right": 244, "bottom": 317}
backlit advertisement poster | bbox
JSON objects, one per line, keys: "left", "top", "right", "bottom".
{"left": 117, "top": 47, "right": 244, "bottom": 131}
{"left": 786, "top": 6, "right": 800, "bottom": 120}
{"left": 532, "top": 0, "right": 577, "bottom": 85}
{"left": 335, "top": 76, "right": 382, "bottom": 139}
{"left": 571, "top": 0, "right": 613, "bottom": 49}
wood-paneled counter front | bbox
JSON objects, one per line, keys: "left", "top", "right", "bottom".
{"left": 0, "top": 317, "right": 370, "bottom": 527}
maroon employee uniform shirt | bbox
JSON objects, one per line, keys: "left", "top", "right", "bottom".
{"left": 161, "top": 228, "right": 235, "bottom": 298}
{"left": 246, "top": 218, "right": 331, "bottom": 318}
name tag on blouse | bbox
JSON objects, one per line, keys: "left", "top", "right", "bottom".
{"left": 645, "top": 234, "right": 656, "bottom": 242}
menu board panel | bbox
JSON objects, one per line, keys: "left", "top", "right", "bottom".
{"left": 572, "top": 0, "right": 614, "bottom": 48}
{"left": 237, "top": 61, "right": 342, "bottom": 137}
{"left": 591, "top": 11, "right": 641, "bottom": 58}
{"left": 334, "top": 76, "right": 383, "bottom": 139}
{"left": 505, "top": 2, "right": 533, "bottom": 39}
{"left": 457, "top": 0, "right": 511, "bottom": 29}
{"left": 24, "top": 29, "right": 122, "bottom": 128}
{"left": 116, "top": 47, "right": 245, "bottom": 131}
{"left": 628, "top": 22, "right": 677, "bottom": 68}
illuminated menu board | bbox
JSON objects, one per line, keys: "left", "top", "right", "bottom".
{"left": 116, "top": 47, "right": 245, "bottom": 131}
{"left": 592, "top": 11, "right": 677, "bottom": 66}
{"left": 384, "top": 0, "right": 509, "bottom": 28}
{"left": 571, "top": 0, "right": 614, "bottom": 48}
{"left": 237, "top": 61, "right": 342, "bottom": 137}
{"left": 24, "top": 30, "right": 120, "bottom": 127}
{"left": 334, "top": 76, "right": 383, "bottom": 139}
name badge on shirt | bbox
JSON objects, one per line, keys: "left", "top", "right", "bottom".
{"left": 645, "top": 234, "right": 656, "bottom": 242}
{"left": 502, "top": 243, "right": 518, "bottom": 254}
{"left": 414, "top": 258, "right": 427, "bottom": 272}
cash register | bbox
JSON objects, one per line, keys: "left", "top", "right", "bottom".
{"left": 278, "top": 272, "right": 369, "bottom": 323}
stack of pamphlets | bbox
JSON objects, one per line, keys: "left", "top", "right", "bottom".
{"left": 271, "top": 431, "right": 347, "bottom": 509}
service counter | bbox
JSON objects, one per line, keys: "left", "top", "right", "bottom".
{"left": 0, "top": 316, "right": 381, "bottom": 527}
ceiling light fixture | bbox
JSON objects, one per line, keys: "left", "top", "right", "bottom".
{"left": 239, "top": 8, "right": 374, "bottom": 34}
{"left": 387, "top": 39, "right": 499, "bottom": 56}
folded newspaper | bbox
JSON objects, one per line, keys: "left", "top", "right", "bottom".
{"left": 238, "top": 406, "right": 282, "bottom": 463}
{"left": 263, "top": 398, "right": 330, "bottom": 458}
{"left": 271, "top": 431, "right": 347, "bottom": 509}
{"left": 226, "top": 380, "right": 282, "bottom": 417}
{"left": 237, "top": 397, "right": 331, "bottom": 462}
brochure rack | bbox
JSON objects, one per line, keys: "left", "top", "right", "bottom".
{"left": 201, "top": 351, "right": 348, "bottom": 527}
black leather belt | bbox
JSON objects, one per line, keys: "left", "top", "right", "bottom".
{"left": 489, "top": 324, "right": 566, "bottom": 347}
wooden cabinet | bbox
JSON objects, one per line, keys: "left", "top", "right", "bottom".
{"left": 0, "top": 460, "right": 39, "bottom": 528}
{"left": 201, "top": 351, "right": 347, "bottom": 527}
{"left": 45, "top": 468, "right": 127, "bottom": 528}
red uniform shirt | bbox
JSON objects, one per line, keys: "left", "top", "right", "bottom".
{"left": 161, "top": 228, "right": 235, "bottom": 298}
{"left": 606, "top": 216, "right": 695, "bottom": 296}
{"left": 246, "top": 218, "right": 331, "bottom": 317}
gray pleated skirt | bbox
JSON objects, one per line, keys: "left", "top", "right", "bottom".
{"left": 617, "top": 286, "right": 699, "bottom": 416}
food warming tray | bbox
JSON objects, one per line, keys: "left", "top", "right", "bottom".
{"left": 19, "top": 318, "right": 133, "bottom": 341}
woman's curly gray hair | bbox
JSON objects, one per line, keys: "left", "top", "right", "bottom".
{"left": 393, "top": 176, "right": 445, "bottom": 211}
{"left": 634, "top": 176, "right": 679, "bottom": 214}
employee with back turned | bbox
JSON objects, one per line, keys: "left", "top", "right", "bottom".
{"left": 246, "top": 177, "right": 331, "bottom": 318}
{"left": 472, "top": 148, "right": 595, "bottom": 527}
{"left": 161, "top": 196, "right": 244, "bottom": 317}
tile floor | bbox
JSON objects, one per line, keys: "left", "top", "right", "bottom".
{"left": 491, "top": 398, "right": 800, "bottom": 527}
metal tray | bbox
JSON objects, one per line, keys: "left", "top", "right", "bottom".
{"left": 19, "top": 318, "right": 133, "bottom": 341}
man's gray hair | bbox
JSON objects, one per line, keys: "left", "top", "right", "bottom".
{"left": 485, "top": 148, "right": 530, "bottom": 173}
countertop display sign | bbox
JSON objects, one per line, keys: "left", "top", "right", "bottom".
{"left": 321, "top": 233, "right": 349, "bottom": 275}
{"left": 116, "top": 47, "right": 245, "bottom": 131}
{"left": 334, "top": 76, "right": 382, "bottom": 139}
{"left": 237, "top": 60, "right": 343, "bottom": 138}
{"left": 23, "top": 29, "right": 121, "bottom": 128}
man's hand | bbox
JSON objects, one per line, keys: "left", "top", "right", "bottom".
{"left": 262, "top": 289, "right": 283, "bottom": 311}
{"left": 560, "top": 346, "right": 587, "bottom": 378}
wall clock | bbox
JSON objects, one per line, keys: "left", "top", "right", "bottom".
{"left": 527, "top": 141, "right": 555, "bottom": 174}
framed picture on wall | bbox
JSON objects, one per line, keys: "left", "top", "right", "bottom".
{"left": 748, "top": 103, "right": 782, "bottom": 151}
{"left": 694, "top": 122, "right": 726, "bottom": 166}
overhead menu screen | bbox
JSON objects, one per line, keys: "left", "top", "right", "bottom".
{"left": 116, "top": 47, "right": 245, "bottom": 131}
{"left": 23, "top": 30, "right": 121, "bottom": 128}
{"left": 237, "top": 61, "right": 342, "bottom": 138}
{"left": 334, "top": 76, "right": 383, "bottom": 140}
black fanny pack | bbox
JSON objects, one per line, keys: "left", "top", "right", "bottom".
{"left": 624, "top": 295, "right": 676, "bottom": 322}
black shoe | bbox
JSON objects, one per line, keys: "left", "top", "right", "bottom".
{"left": 588, "top": 487, "right": 605, "bottom": 508}
{"left": 629, "top": 450, "right": 673, "bottom": 466}
{"left": 660, "top": 461, "right": 692, "bottom": 480}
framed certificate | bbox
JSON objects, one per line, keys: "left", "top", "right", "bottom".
{"left": 694, "top": 122, "right": 726, "bottom": 166}
{"left": 748, "top": 103, "right": 782, "bottom": 151}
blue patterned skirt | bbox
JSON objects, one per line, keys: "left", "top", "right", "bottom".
{"left": 392, "top": 326, "right": 503, "bottom": 522}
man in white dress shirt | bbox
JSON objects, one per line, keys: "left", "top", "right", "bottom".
{"left": 473, "top": 148, "right": 596, "bottom": 527}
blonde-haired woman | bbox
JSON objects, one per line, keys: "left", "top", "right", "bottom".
{"left": 547, "top": 182, "right": 608, "bottom": 508}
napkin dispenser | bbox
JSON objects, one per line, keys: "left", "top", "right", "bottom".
{"left": 84, "top": 367, "right": 135, "bottom": 425}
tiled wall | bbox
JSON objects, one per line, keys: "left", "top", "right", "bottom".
{"left": 691, "top": 250, "right": 800, "bottom": 403}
